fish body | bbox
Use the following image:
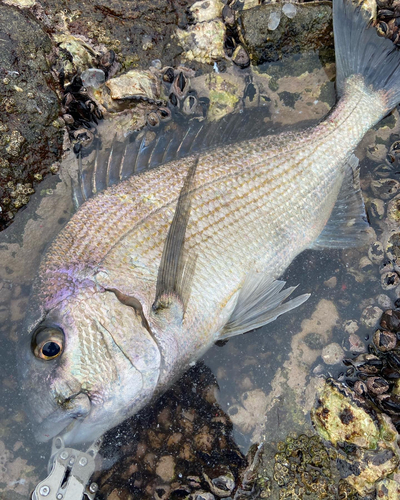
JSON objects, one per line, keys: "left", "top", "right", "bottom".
{"left": 19, "top": 0, "right": 400, "bottom": 445}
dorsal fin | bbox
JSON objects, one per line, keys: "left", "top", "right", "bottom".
{"left": 72, "top": 107, "right": 319, "bottom": 209}
{"left": 152, "top": 157, "right": 198, "bottom": 316}
{"left": 310, "top": 154, "right": 371, "bottom": 250}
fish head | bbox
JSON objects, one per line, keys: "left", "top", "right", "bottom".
{"left": 19, "top": 284, "right": 161, "bottom": 446}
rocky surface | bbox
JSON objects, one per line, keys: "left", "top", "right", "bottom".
{"left": 0, "top": 3, "right": 63, "bottom": 230}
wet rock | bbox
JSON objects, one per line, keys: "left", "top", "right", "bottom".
{"left": 238, "top": 3, "right": 333, "bottom": 65}
{"left": 0, "top": 4, "right": 63, "bottom": 229}
{"left": 343, "top": 319, "right": 359, "bottom": 335}
{"left": 190, "top": 0, "right": 223, "bottom": 24}
{"left": 175, "top": 20, "right": 226, "bottom": 64}
{"left": 375, "top": 478, "right": 400, "bottom": 499}
{"left": 156, "top": 455, "right": 175, "bottom": 482}
{"left": 348, "top": 333, "right": 365, "bottom": 353}
{"left": 376, "top": 293, "right": 392, "bottom": 310}
{"left": 96, "top": 364, "right": 246, "bottom": 498}
{"left": 227, "top": 389, "right": 268, "bottom": 436}
{"left": 321, "top": 342, "right": 345, "bottom": 365}
{"left": 40, "top": 0, "right": 194, "bottom": 74}
{"left": 324, "top": 276, "right": 337, "bottom": 288}
{"left": 312, "top": 380, "right": 400, "bottom": 496}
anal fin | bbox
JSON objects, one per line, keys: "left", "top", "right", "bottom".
{"left": 220, "top": 272, "right": 310, "bottom": 339}
{"left": 310, "top": 154, "right": 371, "bottom": 250}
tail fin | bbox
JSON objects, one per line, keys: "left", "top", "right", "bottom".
{"left": 334, "top": 0, "right": 400, "bottom": 110}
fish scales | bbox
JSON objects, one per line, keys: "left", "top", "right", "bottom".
{"left": 40, "top": 81, "right": 380, "bottom": 321}
{"left": 20, "top": 0, "right": 400, "bottom": 445}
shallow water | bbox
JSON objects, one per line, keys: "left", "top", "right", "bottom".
{"left": 0, "top": 43, "right": 399, "bottom": 499}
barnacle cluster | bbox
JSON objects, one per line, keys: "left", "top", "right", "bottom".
{"left": 273, "top": 434, "right": 338, "bottom": 499}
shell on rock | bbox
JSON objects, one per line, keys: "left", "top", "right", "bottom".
{"left": 105, "top": 70, "right": 161, "bottom": 102}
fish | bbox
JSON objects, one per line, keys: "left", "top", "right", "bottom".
{"left": 18, "top": 0, "right": 400, "bottom": 446}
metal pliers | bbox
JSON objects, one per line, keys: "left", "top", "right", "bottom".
{"left": 31, "top": 436, "right": 102, "bottom": 500}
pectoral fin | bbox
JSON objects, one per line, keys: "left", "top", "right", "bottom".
{"left": 310, "top": 154, "right": 371, "bottom": 250}
{"left": 152, "top": 158, "right": 198, "bottom": 318}
{"left": 219, "top": 272, "right": 310, "bottom": 339}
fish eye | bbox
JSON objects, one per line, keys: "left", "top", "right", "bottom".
{"left": 32, "top": 327, "right": 65, "bottom": 361}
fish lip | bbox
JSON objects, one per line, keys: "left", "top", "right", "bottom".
{"left": 34, "top": 392, "right": 91, "bottom": 443}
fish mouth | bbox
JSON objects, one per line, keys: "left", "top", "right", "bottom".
{"left": 34, "top": 392, "right": 91, "bottom": 443}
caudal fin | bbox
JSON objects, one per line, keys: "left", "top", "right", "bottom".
{"left": 334, "top": 0, "right": 400, "bottom": 111}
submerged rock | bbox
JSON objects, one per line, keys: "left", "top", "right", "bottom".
{"left": 238, "top": 3, "right": 333, "bottom": 64}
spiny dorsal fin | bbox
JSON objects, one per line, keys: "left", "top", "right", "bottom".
{"left": 72, "top": 108, "right": 319, "bottom": 210}
{"left": 220, "top": 272, "right": 310, "bottom": 339}
{"left": 310, "top": 154, "right": 371, "bottom": 250}
{"left": 152, "top": 157, "right": 198, "bottom": 315}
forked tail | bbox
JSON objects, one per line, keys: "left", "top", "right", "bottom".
{"left": 334, "top": 0, "right": 400, "bottom": 112}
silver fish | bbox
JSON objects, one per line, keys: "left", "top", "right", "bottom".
{"left": 18, "top": 0, "right": 400, "bottom": 445}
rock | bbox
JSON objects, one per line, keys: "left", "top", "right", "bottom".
{"left": 312, "top": 380, "right": 400, "bottom": 496}
{"left": 0, "top": 4, "right": 62, "bottom": 229}
{"left": 238, "top": 3, "right": 333, "bottom": 65}
{"left": 324, "top": 276, "right": 337, "bottom": 288}
{"left": 155, "top": 455, "right": 175, "bottom": 482}
{"left": 321, "top": 343, "right": 345, "bottom": 365}
{"left": 375, "top": 479, "right": 400, "bottom": 499}
{"left": 175, "top": 20, "right": 226, "bottom": 64}
{"left": 348, "top": 333, "right": 365, "bottom": 353}
{"left": 343, "top": 319, "right": 359, "bottom": 335}
{"left": 228, "top": 389, "right": 268, "bottom": 435}
{"left": 376, "top": 294, "right": 392, "bottom": 310}
{"left": 190, "top": 0, "right": 223, "bottom": 23}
